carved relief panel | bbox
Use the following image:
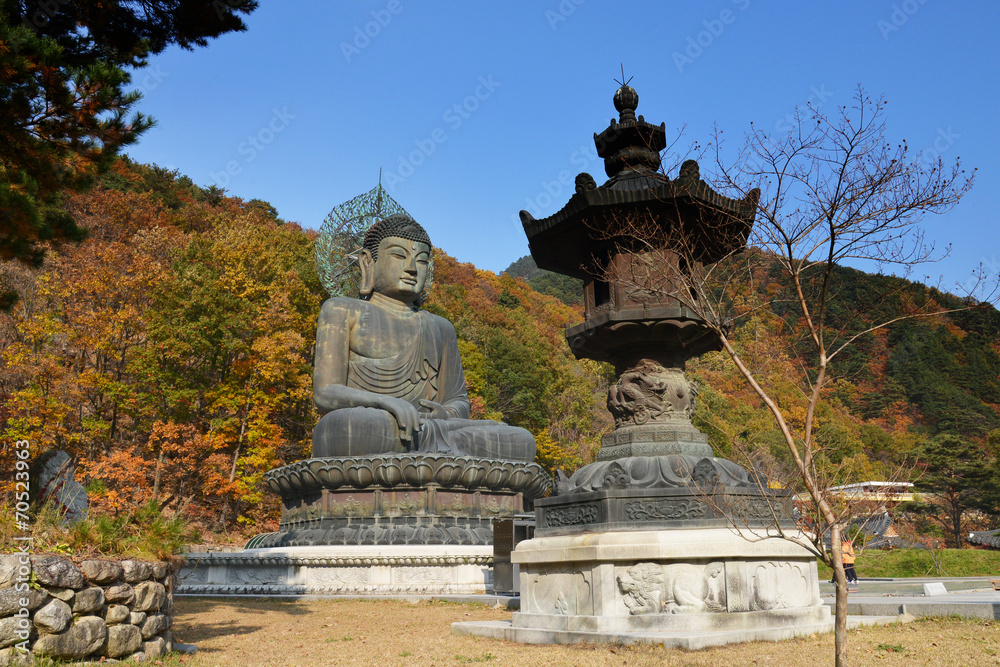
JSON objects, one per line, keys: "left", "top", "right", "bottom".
{"left": 724, "top": 560, "right": 818, "bottom": 612}
{"left": 616, "top": 562, "right": 726, "bottom": 615}
{"left": 307, "top": 567, "right": 371, "bottom": 586}
{"left": 522, "top": 569, "right": 594, "bottom": 616}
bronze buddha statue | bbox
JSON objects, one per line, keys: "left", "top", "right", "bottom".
{"left": 312, "top": 214, "right": 536, "bottom": 462}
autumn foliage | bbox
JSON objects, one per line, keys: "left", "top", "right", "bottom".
{"left": 0, "top": 160, "right": 612, "bottom": 535}
{"left": 1, "top": 161, "right": 320, "bottom": 532}
{"left": 1, "top": 159, "right": 998, "bottom": 538}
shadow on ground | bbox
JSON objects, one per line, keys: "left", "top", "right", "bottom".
{"left": 173, "top": 597, "right": 315, "bottom": 648}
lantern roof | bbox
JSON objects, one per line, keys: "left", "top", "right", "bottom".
{"left": 520, "top": 85, "right": 759, "bottom": 280}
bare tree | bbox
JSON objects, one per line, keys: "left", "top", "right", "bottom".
{"left": 596, "top": 87, "right": 984, "bottom": 667}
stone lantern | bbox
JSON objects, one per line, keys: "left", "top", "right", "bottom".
{"left": 454, "top": 85, "right": 833, "bottom": 647}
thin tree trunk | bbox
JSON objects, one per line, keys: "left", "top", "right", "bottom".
{"left": 230, "top": 415, "right": 247, "bottom": 484}
{"left": 831, "top": 524, "right": 849, "bottom": 667}
{"left": 721, "top": 334, "right": 849, "bottom": 665}
{"left": 951, "top": 503, "right": 963, "bottom": 548}
{"left": 152, "top": 445, "right": 165, "bottom": 500}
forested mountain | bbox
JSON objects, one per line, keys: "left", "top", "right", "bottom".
{"left": 506, "top": 254, "right": 1000, "bottom": 447}
{"left": 1, "top": 160, "right": 998, "bottom": 534}
{"left": 503, "top": 255, "right": 583, "bottom": 306}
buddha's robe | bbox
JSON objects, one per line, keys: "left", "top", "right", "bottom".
{"left": 312, "top": 295, "right": 536, "bottom": 461}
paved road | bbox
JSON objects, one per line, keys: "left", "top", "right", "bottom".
{"left": 819, "top": 576, "right": 1000, "bottom": 619}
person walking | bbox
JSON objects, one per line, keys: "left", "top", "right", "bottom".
{"left": 842, "top": 538, "right": 858, "bottom": 586}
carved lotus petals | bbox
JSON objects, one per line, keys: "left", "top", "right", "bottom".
{"left": 530, "top": 476, "right": 553, "bottom": 499}
{"left": 433, "top": 461, "right": 464, "bottom": 487}
{"left": 602, "top": 462, "right": 630, "bottom": 489}
{"left": 556, "top": 455, "right": 752, "bottom": 495}
{"left": 482, "top": 464, "right": 510, "bottom": 489}
{"left": 284, "top": 469, "right": 303, "bottom": 492}
{"left": 316, "top": 464, "right": 345, "bottom": 488}
{"left": 330, "top": 527, "right": 354, "bottom": 543}
{"left": 402, "top": 457, "right": 434, "bottom": 485}
{"left": 505, "top": 468, "right": 528, "bottom": 491}
{"left": 460, "top": 464, "right": 486, "bottom": 487}
{"left": 345, "top": 461, "right": 374, "bottom": 487}
{"left": 300, "top": 528, "right": 326, "bottom": 544}
{"left": 297, "top": 465, "right": 319, "bottom": 488}
{"left": 373, "top": 459, "right": 404, "bottom": 487}
{"left": 264, "top": 456, "right": 553, "bottom": 497}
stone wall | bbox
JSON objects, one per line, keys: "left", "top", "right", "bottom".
{"left": 0, "top": 554, "right": 174, "bottom": 664}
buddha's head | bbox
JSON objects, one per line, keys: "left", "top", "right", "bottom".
{"left": 359, "top": 214, "right": 433, "bottom": 306}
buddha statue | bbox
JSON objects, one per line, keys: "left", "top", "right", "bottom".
{"left": 312, "top": 214, "right": 536, "bottom": 462}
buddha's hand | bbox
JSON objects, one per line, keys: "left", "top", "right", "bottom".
{"left": 375, "top": 396, "right": 421, "bottom": 445}
{"left": 418, "top": 399, "right": 451, "bottom": 420}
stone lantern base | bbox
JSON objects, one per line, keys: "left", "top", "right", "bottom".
{"left": 454, "top": 528, "right": 833, "bottom": 647}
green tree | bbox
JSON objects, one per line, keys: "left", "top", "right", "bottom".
{"left": 0, "top": 0, "right": 257, "bottom": 307}
{"left": 913, "top": 434, "right": 994, "bottom": 547}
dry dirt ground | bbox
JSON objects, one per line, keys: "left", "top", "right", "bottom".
{"left": 159, "top": 597, "right": 1000, "bottom": 667}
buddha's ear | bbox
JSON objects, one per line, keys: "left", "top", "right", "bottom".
{"left": 358, "top": 249, "right": 375, "bottom": 298}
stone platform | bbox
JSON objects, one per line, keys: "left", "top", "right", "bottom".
{"left": 175, "top": 545, "right": 492, "bottom": 596}
{"left": 460, "top": 527, "right": 831, "bottom": 645}
{"left": 453, "top": 613, "right": 896, "bottom": 650}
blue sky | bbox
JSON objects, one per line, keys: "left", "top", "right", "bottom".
{"left": 124, "top": 1, "right": 999, "bottom": 293}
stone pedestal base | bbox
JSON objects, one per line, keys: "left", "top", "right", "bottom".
{"left": 176, "top": 545, "right": 492, "bottom": 596}
{"left": 598, "top": 423, "right": 712, "bottom": 460}
{"left": 256, "top": 455, "right": 551, "bottom": 548}
{"left": 507, "top": 528, "right": 828, "bottom": 639}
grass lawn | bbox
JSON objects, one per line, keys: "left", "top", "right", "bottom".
{"left": 816, "top": 548, "right": 1000, "bottom": 579}
{"left": 154, "top": 597, "right": 1000, "bottom": 666}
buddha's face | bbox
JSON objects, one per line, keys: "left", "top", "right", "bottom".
{"left": 372, "top": 236, "right": 431, "bottom": 305}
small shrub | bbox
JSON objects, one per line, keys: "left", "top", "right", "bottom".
{"left": 875, "top": 642, "right": 906, "bottom": 653}
{"left": 0, "top": 499, "right": 195, "bottom": 561}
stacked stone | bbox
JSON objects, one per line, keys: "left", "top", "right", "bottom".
{"left": 0, "top": 555, "right": 174, "bottom": 663}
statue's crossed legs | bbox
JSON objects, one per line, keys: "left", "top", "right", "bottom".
{"left": 313, "top": 406, "right": 536, "bottom": 461}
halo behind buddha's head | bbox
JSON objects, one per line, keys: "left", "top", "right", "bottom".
{"left": 362, "top": 214, "right": 432, "bottom": 261}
